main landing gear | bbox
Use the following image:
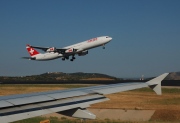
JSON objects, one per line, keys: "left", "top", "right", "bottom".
{"left": 62, "top": 56, "right": 75, "bottom": 61}
{"left": 70, "top": 56, "right": 75, "bottom": 61}
{"left": 62, "top": 56, "right": 69, "bottom": 61}
{"left": 62, "top": 57, "right": 65, "bottom": 61}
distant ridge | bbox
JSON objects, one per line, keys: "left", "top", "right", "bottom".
{"left": 1, "top": 72, "right": 180, "bottom": 82}
{"left": 41, "top": 72, "right": 118, "bottom": 81}
{"left": 165, "top": 72, "right": 180, "bottom": 80}
{"left": 0, "top": 72, "right": 120, "bottom": 82}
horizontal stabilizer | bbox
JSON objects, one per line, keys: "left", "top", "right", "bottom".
{"left": 146, "top": 73, "right": 169, "bottom": 95}
{"left": 22, "top": 57, "right": 31, "bottom": 59}
{"left": 22, "top": 57, "right": 35, "bottom": 60}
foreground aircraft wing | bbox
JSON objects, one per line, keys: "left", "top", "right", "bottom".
{"left": 0, "top": 73, "right": 168, "bottom": 123}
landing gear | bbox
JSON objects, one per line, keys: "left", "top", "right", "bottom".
{"left": 62, "top": 57, "right": 65, "bottom": 61}
{"left": 103, "top": 44, "right": 105, "bottom": 49}
{"left": 70, "top": 56, "right": 76, "bottom": 61}
{"left": 62, "top": 56, "right": 69, "bottom": 61}
{"left": 62, "top": 56, "right": 76, "bottom": 61}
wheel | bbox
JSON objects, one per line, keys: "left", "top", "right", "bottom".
{"left": 73, "top": 56, "right": 76, "bottom": 59}
{"left": 102, "top": 44, "right": 105, "bottom": 49}
{"left": 62, "top": 57, "right": 65, "bottom": 61}
{"left": 70, "top": 59, "right": 74, "bottom": 61}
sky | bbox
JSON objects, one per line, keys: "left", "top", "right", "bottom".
{"left": 0, "top": 0, "right": 180, "bottom": 78}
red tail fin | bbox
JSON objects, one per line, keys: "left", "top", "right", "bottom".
{"left": 26, "top": 44, "right": 39, "bottom": 56}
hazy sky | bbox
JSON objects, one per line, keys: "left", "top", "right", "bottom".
{"left": 0, "top": 0, "right": 180, "bottom": 78}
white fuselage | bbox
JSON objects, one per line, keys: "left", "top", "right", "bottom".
{"left": 33, "top": 36, "right": 112, "bottom": 61}
{"left": 33, "top": 52, "right": 63, "bottom": 60}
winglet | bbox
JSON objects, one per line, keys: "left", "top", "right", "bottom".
{"left": 146, "top": 73, "right": 169, "bottom": 95}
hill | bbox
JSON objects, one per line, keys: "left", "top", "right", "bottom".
{"left": 41, "top": 72, "right": 118, "bottom": 81}
{"left": 165, "top": 72, "right": 180, "bottom": 80}
{"left": 1, "top": 72, "right": 180, "bottom": 82}
{"left": 0, "top": 72, "right": 119, "bottom": 82}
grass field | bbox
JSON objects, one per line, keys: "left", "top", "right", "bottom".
{"left": 0, "top": 84, "right": 89, "bottom": 95}
{"left": 0, "top": 84, "right": 179, "bottom": 123}
{"left": 91, "top": 87, "right": 180, "bottom": 122}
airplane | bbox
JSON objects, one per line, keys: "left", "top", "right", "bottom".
{"left": 23, "top": 36, "right": 112, "bottom": 61}
{"left": 0, "top": 73, "right": 168, "bottom": 123}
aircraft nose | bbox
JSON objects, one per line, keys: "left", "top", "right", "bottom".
{"left": 108, "top": 37, "right": 112, "bottom": 41}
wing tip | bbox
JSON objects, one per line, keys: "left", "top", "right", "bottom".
{"left": 146, "top": 73, "right": 169, "bottom": 95}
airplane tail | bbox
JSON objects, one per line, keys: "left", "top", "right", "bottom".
{"left": 146, "top": 73, "right": 169, "bottom": 95}
{"left": 26, "top": 44, "right": 39, "bottom": 56}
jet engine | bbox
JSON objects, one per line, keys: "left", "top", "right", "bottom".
{"left": 46, "top": 47, "right": 57, "bottom": 52}
{"left": 65, "top": 48, "right": 76, "bottom": 53}
{"left": 78, "top": 50, "right": 88, "bottom": 56}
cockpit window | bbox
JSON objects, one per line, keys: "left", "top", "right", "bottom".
{"left": 106, "top": 36, "right": 109, "bottom": 38}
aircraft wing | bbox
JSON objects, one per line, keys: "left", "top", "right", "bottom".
{"left": 29, "top": 45, "right": 67, "bottom": 53}
{"left": 0, "top": 73, "right": 168, "bottom": 123}
{"left": 29, "top": 45, "right": 49, "bottom": 51}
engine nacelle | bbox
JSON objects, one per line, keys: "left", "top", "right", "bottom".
{"left": 78, "top": 50, "right": 88, "bottom": 56}
{"left": 65, "top": 48, "right": 76, "bottom": 53}
{"left": 47, "top": 47, "right": 57, "bottom": 52}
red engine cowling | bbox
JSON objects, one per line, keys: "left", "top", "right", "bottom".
{"left": 46, "top": 47, "right": 57, "bottom": 52}
{"left": 78, "top": 50, "right": 88, "bottom": 56}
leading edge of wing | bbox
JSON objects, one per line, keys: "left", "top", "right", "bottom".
{"left": 28, "top": 45, "right": 49, "bottom": 52}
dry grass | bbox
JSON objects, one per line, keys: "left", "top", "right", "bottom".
{"left": 151, "top": 109, "right": 180, "bottom": 121}
{"left": 0, "top": 85, "right": 65, "bottom": 95}
{"left": 91, "top": 88, "right": 180, "bottom": 122}
{"left": 91, "top": 91, "right": 180, "bottom": 110}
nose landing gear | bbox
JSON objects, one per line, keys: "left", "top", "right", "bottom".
{"left": 103, "top": 44, "right": 105, "bottom": 49}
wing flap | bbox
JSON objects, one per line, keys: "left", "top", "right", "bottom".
{"left": 0, "top": 94, "right": 107, "bottom": 122}
{"left": 59, "top": 108, "right": 96, "bottom": 119}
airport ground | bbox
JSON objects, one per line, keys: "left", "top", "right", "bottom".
{"left": 0, "top": 84, "right": 179, "bottom": 123}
